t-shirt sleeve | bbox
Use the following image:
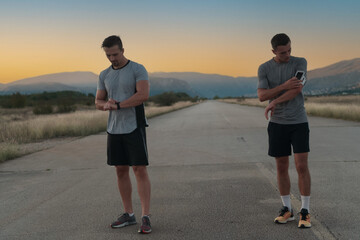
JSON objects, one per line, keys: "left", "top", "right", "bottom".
{"left": 297, "top": 58, "right": 308, "bottom": 76}
{"left": 97, "top": 71, "right": 106, "bottom": 90}
{"left": 296, "top": 58, "right": 308, "bottom": 86}
{"left": 134, "top": 64, "right": 149, "bottom": 83}
{"left": 257, "top": 64, "right": 269, "bottom": 89}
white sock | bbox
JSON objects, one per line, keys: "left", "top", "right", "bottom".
{"left": 128, "top": 212, "right": 135, "bottom": 217}
{"left": 301, "top": 195, "right": 310, "bottom": 212}
{"left": 280, "top": 195, "right": 291, "bottom": 212}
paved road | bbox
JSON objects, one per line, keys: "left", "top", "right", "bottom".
{"left": 1, "top": 101, "right": 360, "bottom": 240}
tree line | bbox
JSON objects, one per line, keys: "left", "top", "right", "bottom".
{"left": 0, "top": 91, "right": 202, "bottom": 114}
{"left": 0, "top": 91, "right": 95, "bottom": 114}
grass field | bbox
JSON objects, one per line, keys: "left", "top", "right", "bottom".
{"left": 220, "top": 95, "right": 360, "bottom": 122}
{"left": 0, "top": 101, "right": 198, "bottom": 162}
{"left": 2, "top": 95, "right": 359, "bottom": 163}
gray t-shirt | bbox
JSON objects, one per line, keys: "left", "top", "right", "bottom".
{"left": 97, "top": 60, "right": 149, "bottom": 134}
{"left": 257, "top": 56, "right": 308, "bottom": 124}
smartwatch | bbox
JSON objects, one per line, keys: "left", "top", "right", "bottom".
{"left": 116, "top": 102, "right": 121, "bottom": 110}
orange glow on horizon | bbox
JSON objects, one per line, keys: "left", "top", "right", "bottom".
{"left": 1, "top": 55, "right": 358, "bottom": 84}
{"left": 0, "top": 36, "right": 359, "bottom": 84}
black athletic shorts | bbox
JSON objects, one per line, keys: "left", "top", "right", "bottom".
{"left": 267, "top": 122, "right": 310, "bottom": 157}
{"left": 107, "top": 127, "right": 148, "bottom": 166}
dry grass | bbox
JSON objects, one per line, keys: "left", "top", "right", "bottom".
{"left": 220, "top": 95, "right": 360, "bottom": 122}
{"left": 0, "top": 101, "right": 198, "bottom": 162}
{"left": 219, "top": 98, "right": 267, "bottom": 108}
{"left": 0, "top": 110, "right": 108, "bottom": 144}
{"left": 305, "top": 103, "right": 360, "bottom": 122}
{"left": 145, "top": 101, "right": 197, "bottom": 118}
{"left": 305, "top": 95, "right": 360, "bottom": 105}
{"left": 304, "top": 95, "right": 360, "bottom": 121}
{"left": 0, "top": 143, "right": 22, "bottom": 162}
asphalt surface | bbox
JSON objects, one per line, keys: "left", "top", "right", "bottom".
{"left": 1, "top": 101, "right": 360, "bottom": 240}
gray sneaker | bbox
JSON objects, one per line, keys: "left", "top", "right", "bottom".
{"left": 138, "top": 215, "right": 152, "bottom": 234}
{"left": 110, "top": 213, "right": 137, "bottom": 228}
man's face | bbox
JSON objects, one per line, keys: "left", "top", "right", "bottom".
{"left": 104, "top": 45, "right": 124, "bottom": 68}
{"left": 272, "top": 42, "right": 291, "bottom": 63}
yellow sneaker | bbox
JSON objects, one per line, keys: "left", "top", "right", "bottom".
{"left": 298, "top": 208, "right": 311, "bottom": 228}
{"left": 274, "top": 206, "right": 295, "bottom": 224}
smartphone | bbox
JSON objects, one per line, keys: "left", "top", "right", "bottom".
{"left": 295, "top": 71, "right": 306, "bottom": 85}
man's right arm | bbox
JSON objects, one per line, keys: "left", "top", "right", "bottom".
{"left": 95, "top": 89, "right": 108, "bottom": 111}
{"left": 257, "top": 63, "right": 303, "bottom": 102}
{"left": 257, "top": 77, "right": 302, "bottom": 102}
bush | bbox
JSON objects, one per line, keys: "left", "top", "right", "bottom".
{"left": 0, "top": 91, "right": 96, "bottom": 109}
{"left": 57, "top": 104, "right": 76, "bottom": 113}
{"left": 33, "top": 105, "right": 53, "bottom": 115}
{"left": 56, "top": 99, "right": 76, "bottom": 113}
{"left": 11, "top": 93, "right": 26, "bottom": 108}
{"left": 149, "top": 92, "right": 198, "bottom": 106}
{"left": 153, "top": 92, "right": 178, "bottom": 106}
{"left": 0, "top": 92, "right": 26, "bottom": 108}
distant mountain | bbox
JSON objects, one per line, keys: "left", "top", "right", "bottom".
{"left": 7, "top": 71, "right": 99, "bottom": 87}
{"left": 305, "top": 58, "right": 360, "bottom": 95}
{"left": 0, "top": 82, "right": 79, "bottom": 95}
{"left": 0, "top": 71, "right": 99, "bottom": 95}
{"left": 0, "top": 71, "right": 197, "bottom": 97}
{"left": 307, "top": 58, "right": 360, "bottom": 79}
{"left": 149, "top": 77, "right": 198, "bottom": 96}
{"left": 1, "top": 58, "right": 359, "bottom": 97}
{"left": 150, "top": 72, "right": 258, "bottom": 98}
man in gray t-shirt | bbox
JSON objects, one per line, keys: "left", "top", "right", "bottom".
{"left": 95, "top": 35, "right": 152, "bottom": 234}
{"left": 257, "top": 33, "right": 312, "bottom": 228}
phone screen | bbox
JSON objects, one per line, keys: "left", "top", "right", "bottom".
{"left": 296, "top": 72, "right": 304, "bottom": 80}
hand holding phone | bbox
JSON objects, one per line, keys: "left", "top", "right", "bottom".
{"left": 295, "top": 71, "right": 306, "bottom": 85}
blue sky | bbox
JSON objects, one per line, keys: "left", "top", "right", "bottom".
{"left": 1, "top": 0, "right": 359, "bottom": 82}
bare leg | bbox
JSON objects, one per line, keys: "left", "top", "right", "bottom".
{"left": 294, "top": 152, "right": 311, "bottom": 196}
{"left": 275, "top": 156, "right": 291, "bottom": 195}
{"left": 132, "top": 166, "right": 151, "bottom": 216}
{"left": 115, "top": 166, "right": 133, "bottom": 213}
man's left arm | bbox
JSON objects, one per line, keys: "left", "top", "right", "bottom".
{"left": 264, "top": 84, "right": 303, "bottom": 119}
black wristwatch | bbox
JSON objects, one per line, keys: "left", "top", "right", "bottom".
{"left": 116, "top": 102, "right": 121, "bottom": 110}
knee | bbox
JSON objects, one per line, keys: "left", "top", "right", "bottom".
{"left": 115, "top": 166, "right": 129, "bottom": 178}
{"left": 277, "top": 163, "right": 289, "bottom": 175}
{"left": 295, "top": 162, "right": 309, "bottom": 175}
{"left": 132, "top": 166, "right": 148, "bottom": 177}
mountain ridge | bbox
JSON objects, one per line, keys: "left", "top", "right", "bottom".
{"left": 1, "top": 58, "right": 359, "bottom": 97}
{"left": 307, "top": 58, "right": 360, "bottom": 79}
{"left": 7, "top": 71, "right": 99, "bottom": 86}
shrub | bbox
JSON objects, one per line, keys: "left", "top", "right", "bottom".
{"left": 33, "top": 105, "right": 53, "bottom": 115}
{"left": 149, "top": 92, "right": 197, "bottom": 106}
{"left": 0, "top": 92, "right": 26, "bottom": 108}
{"left": 57, "top": 104, "right": 76, "bottom": 113}
{"left": 153, "top": 92, "right": 178, "bottom": 106}
{"left": 56, "top": 99, "right": 76, "bottom": 113}
{"left": 11, "top": 93, "right": 26, "bottom": 108}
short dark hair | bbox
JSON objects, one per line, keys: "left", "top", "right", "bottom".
{"left": 102, "top": 35, "right": 123, "bottom": 49}
{"left": 271, "top": 33, "right": 291, "bottom": 50}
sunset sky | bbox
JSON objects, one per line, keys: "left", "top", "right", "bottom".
{"left": 1, "top": 0, "right": 360, "bottom": 83}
